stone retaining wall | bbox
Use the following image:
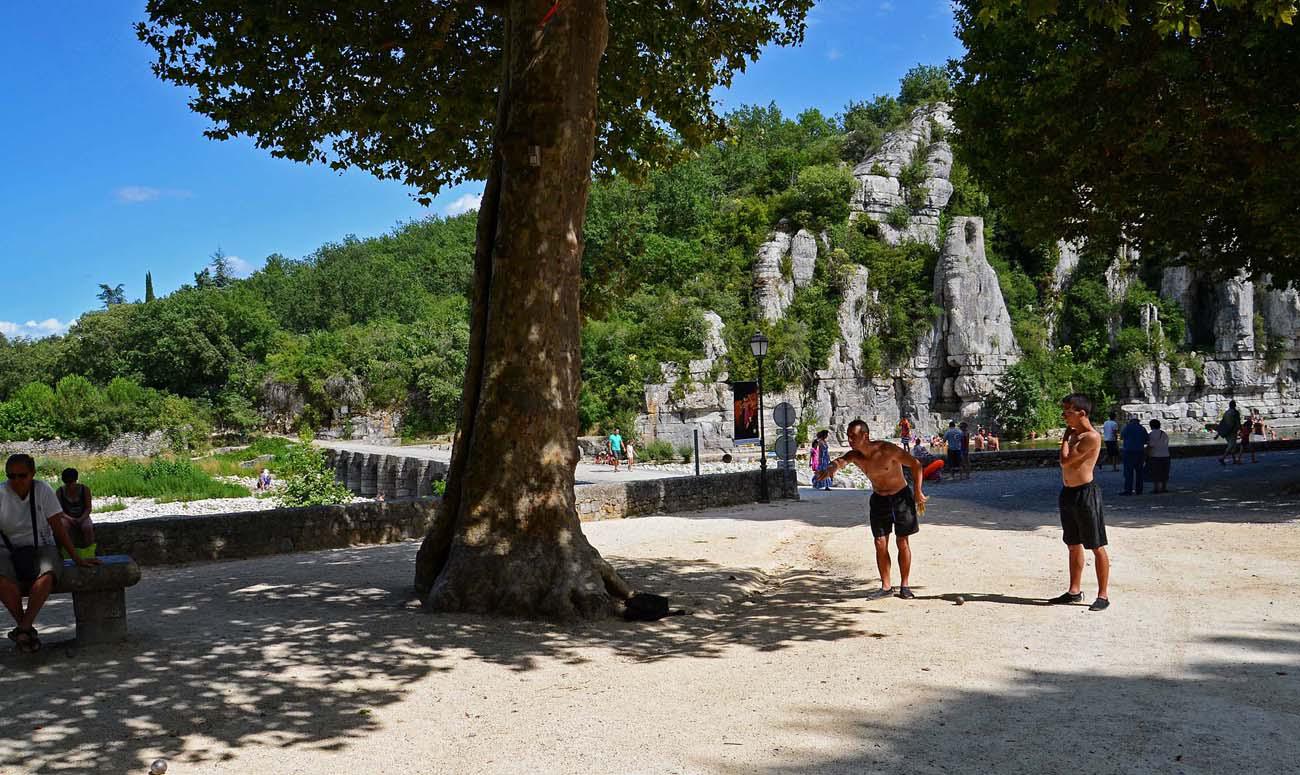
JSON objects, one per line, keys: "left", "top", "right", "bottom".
{"left": 576, "top": 468, "right": 798, "bottom": 520}
{"left": 0, "top": 432, "right": 168, "bottom": 460}
{"left": 97, "top": 499, "right": 439, "bottom": 566}
{"left": 98, "top": 469, "right": 797, "bottom": 566}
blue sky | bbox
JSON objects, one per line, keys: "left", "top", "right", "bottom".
{"left": 0, "top": 1, "right": 961, "bottom": 338}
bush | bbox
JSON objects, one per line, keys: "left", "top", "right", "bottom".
{"left": 275, "top": 442, "right": 353, "bottom": 507}
{"left": 676, "top": 444, "right": 693, "bottom": 463}
{"left": 886, "top": 205, "right": 911, "bottom": 229}
{"left": 641, "top": 439, "right": 676, "bottom": 463}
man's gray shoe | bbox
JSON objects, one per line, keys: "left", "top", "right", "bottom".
{"left": 897, "top": 587, "right": 916, "bottom": 600}
{"left": 1088, "top": 597, "right": 1110, "bottom": 612}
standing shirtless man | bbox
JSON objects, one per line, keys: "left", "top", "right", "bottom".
{"left": 1054, "top": 393, "right": 1111, "bottom": 611}
{"left": 815, "top": 419, "right": 927, "bottom": 600}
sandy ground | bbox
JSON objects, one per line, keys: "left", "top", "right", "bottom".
{"left": 2, "top": 453, "right": 1298, "bottom": 774}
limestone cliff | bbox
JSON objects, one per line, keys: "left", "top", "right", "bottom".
{"left": 637, "top": 102, "right": 1300, "bottom": 449}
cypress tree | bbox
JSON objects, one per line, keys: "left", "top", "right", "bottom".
{"left": 144, "top": 272, "right": 155, "bottom": 302}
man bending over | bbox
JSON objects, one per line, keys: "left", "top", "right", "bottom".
{"left": 815, "top": 420, "right": 927, "bottom": 600}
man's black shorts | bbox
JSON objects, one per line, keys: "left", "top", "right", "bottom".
{"left": 946, "top": 450, "right": 962, "bottom": 469}
{"left": 1105, "top": 439, "right": 1119, "bottom": 458}
{"left": 869, "top": 486, "right": 919, "bottom": 539}
{"left": 1059, "top": 482, "right": 1107, "bottom": 549}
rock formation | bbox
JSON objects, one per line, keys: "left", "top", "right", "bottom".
{"left": 933, "top": 217, "right": 1019, "bottom": 417}
{"left": 637, "top": 103, "right": 1300, "bottom": 450}
{"left": 753, "top": 225, "right": 820, "bottom": 321}
{"left": 851, "top": 103, "right": 955, "bottom": 247}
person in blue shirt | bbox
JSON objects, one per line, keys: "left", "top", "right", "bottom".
{"left": 1119, "top": 417, "right": 1149, "bottom": 495}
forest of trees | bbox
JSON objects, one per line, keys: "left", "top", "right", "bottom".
{"left": 0, "top": 66, "right": 1218, "bottom": 446}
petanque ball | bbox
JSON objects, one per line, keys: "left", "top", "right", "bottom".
{"left": 149, "top": 760, "right": 168, "bottom": 775}
{"left": 954, "top": 596, "right": 965, "bottom": 606}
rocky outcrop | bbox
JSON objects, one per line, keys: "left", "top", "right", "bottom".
{"left": 933, "top": 218, "right": 1020, "bottom": 416}
{"left": 638, "top": 312, "right": 740, "bottom": 450}
{"left": 753, "top": 226, "right": 820, "bottom": 321}
{"left": 1214, "top": 276, "right": 1256, "bottom": 354}
{"left": 638, "top": 103, "right": 1300, "bottom": 449}
{"left": 1258, "top": 279, "right": 1300, "bottom": 353}
{"left": 851, "top": 103, "right": 955, "bottom": 247}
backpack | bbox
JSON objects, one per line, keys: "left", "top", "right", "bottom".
{"left": 622, "top": 592, "right": 686, "bottom": 622}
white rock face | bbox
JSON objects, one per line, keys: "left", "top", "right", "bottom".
{"left": 851, "top": 103, "right": 955, "bottom": 247}
{"left": 933, "top": 217, "right": 1019, "bottom": 411}
{"left": 753, "top": 229, "right": 794, "bottom": 321}
{"left": 1215, "top": 275, "right": 1256, "bottom": 354}
{"left": 752, "top": 227, "right": 821, "bottom": 322}
{"left": 790, "top": 229, "right": 818, "bottom": 288}
{"left": 1258, "top": 279, "right": 1300, "bottom": 353}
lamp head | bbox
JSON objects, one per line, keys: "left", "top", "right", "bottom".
{"left": 749, "top": 331, "right": 769, "bottom": 359}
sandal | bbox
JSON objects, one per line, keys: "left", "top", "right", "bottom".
{"left": 11, "top": 626, "right": 39, "bottom": 653}
{"left": 897, "top": 587, "right": 916, "bottom": 600}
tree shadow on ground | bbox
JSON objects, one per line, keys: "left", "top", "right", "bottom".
{"left": 698, "top": 450, "right": 1300, "bottom": 533}
{"left": 719, "top": 624, "right": 1300, "bottom": 774}
{"left": 0, "top": 543, "right": 873, "bottom": 773}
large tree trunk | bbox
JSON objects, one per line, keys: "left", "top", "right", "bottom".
{"left": 413, "top": 0, "right": 631, "bottom": 619}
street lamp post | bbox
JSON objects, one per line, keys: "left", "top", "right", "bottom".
{"left": 750, "top": 332, "right": 770, "bottom": 504}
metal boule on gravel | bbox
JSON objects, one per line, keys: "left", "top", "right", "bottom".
{"left": 149, "top": 759, "right": 168, "bottom": 775}
{"left": 954, "top": 596, "right": 965, "bottom": 605}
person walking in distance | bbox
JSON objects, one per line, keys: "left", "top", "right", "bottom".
{"left": 1120, "top": 416, "right": 1149, "bottom": 496}
{"left": 814, "top": 420, "right": 927, "bottom": 600}
{"left": 1052, "top": 394, "right": 1111, "bottom": 611}
{"left": 942, "top": 421, "right": 964, "bottom": 480}
{"left": 1101, "top": 411, "right": 1120, "bottom": 471}
{"left": 1146, "top": 419, "right": 1171, "bottom": 493}
{"left": 1217, "top": 400, "right": 1242, "bottom": 465}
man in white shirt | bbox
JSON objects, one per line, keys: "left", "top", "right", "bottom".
{"left": 1101, "top": 411, "right": 1120, "bottom": 471}
{"left": 1, "top": 453, "right": 97, "bottom": 653}
{"left": 1146, "top": 419, "right": 1172, "bottom": 494}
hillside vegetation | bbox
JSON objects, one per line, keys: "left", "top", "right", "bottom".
{"left": 0, "top": 66, "right": 1201, "bottom": 445}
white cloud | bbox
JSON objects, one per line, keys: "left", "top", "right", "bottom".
{"left": 443, "top": 192, "right": 483, "bottom": 216}
{"left": 0, "top": 318, "right": 70, "bottom": 340}
{"left": 878, "top": 1, "right": 895, "bottom": 12}
{"left": 114, "top": 186, "right": 193, "bottom": 205}
{"left": 225, "top": 255, "right": 258, "bottom": 277}
{"left": 828, "top": 47, "right": 843, "bottom": 61}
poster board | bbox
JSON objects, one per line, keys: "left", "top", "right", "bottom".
{"left": 732, "top": 381, "right": 760, "bottom": 444}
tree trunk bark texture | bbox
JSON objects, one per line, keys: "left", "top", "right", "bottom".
{"left": 413, "top": 0, "right": 630, "bottom": 619}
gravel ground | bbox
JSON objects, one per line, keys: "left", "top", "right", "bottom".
{"left": 4, "top": 452, "right": 1298, "bottom": 774}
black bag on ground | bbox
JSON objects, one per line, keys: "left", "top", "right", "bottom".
{"left": 622, "top": 592, "right": 685, "bottom": 622}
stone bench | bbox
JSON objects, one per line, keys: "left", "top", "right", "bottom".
{"left": 52, "top": 554, "right": 141, "bottom": 645}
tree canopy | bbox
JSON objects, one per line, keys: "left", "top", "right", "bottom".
{"left": 952, "top": 0, "right": 1300, "bottom": 282}
{"left": 138, "top": 0, "right": 814, "bottom": 201}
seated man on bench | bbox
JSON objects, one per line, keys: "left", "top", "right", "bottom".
{"left": 1, "top": 454, "right": 98, "bottom": 653}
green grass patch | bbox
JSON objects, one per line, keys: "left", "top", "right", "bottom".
{"left": 81, "top": 458, "right": 248, "bottom": 503}
{"left": 93, "top": 501, "right": 128, "bottom": 513}
{"left": 198, "top": 436, "right": 295, "bottom": 477}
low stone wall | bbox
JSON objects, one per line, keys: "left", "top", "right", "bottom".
{"left": 0, "top": 432, "right": 168, "bottom": 460}
{"left": 97, "top": 499, "right": 439, "bottom": 566}
{"left": 968, "top": 438, "right": 1300, "bottom": 470}
{"left": 576, "top": 468, "right": 797, "bottom": 520}
{"left": 323, "top": 449, "right": 448, "bottom": 499}
{"left": 95, "top": 469, "right": 797, "bottom": 566}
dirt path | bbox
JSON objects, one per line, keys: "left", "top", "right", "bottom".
{"left": 2, "top": 454, "right": 1298, "bottom": 774}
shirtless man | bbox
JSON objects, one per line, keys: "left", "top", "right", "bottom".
{"left": 815, "top": 419, "right": 927, "bottom": 600}
{"left": 1054, "top": 393, "right": 1111, "bottom": 611}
